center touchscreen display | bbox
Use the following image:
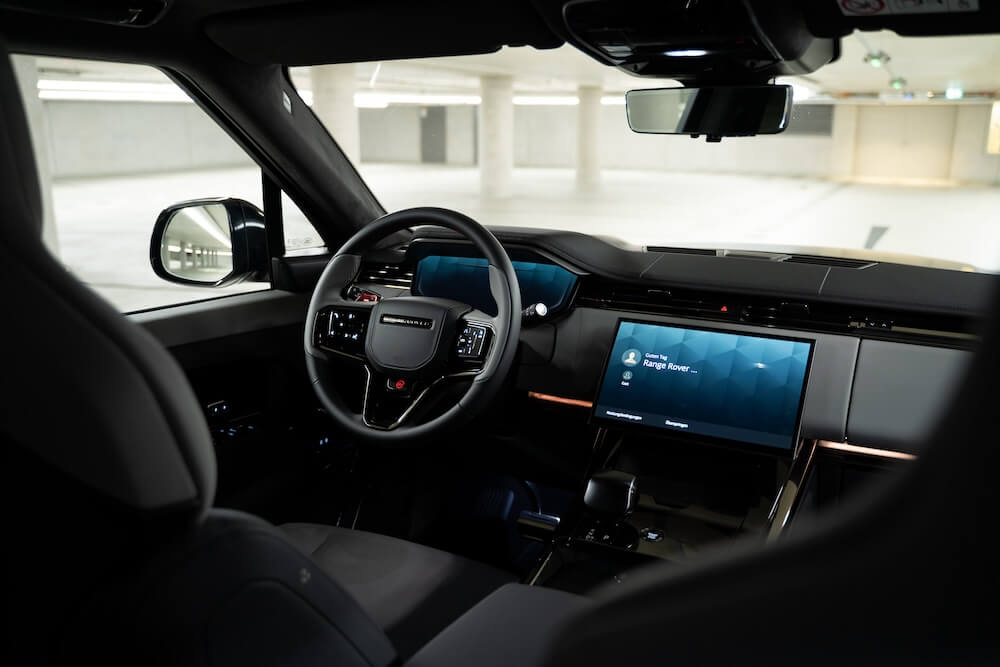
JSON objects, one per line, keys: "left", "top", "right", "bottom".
{"left": 593, "top": 321, "right": 814, "bottom": 451}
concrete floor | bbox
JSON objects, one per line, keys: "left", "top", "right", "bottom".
{"left": 51, "top": 164, "right": 1000, "bottom": 312}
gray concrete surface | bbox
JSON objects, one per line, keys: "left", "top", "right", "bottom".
{"left": 51, "top": 164, "right": 1000, "bottom": 313}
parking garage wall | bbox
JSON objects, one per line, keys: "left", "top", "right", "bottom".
{"left": 43, "top": 99, "right": 999, "bottom": 184}
{"left": 44, "top": 100, "right": 254, "bottom": 179}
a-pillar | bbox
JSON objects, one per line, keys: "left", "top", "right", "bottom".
{"left": 479, "top": 75, "right": 514, "bottom": 198}
{"left": 11, "top": 55, "right": 60, "bottom": 258}
{"left": 577, "top": 85, "right": 602, "bottom": 190}
{"left": 310, "top": 64, "right": 360, "bottom": 165}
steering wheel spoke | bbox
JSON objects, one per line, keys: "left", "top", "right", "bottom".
{"left": 450, "top": 311, "right": 496, "bottom": 373}
{"left": 312, "top": 304, "right": 373, "bottom": 362}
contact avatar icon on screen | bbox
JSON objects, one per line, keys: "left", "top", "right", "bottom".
{"left": 622, "top": 349, "right": 640, "bottom": 366}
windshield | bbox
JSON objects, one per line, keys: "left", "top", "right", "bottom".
{"left": 291, "top": 30, "right": 1000, "bottom": 272}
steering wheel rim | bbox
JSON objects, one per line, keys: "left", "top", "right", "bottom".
{"left": 304, "top": 207, "right": 521, "bottom": 445}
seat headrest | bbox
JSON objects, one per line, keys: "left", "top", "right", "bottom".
{"left": 1, "top": 40, "right": 217, "bottom": 518}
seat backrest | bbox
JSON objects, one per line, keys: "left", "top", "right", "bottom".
{"left": 546, "top": 297, "right": 999, "bottom": 662}
{"left": 1, "top": 43, "right": 395, "bottom": 666}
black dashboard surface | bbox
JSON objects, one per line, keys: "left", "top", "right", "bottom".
{"left": 411, "top": 226, "right": 995, "bottom": 319}
{"left": 391, "top": 226, "right": 990, "bottom": 454}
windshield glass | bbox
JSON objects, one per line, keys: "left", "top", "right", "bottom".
{"left": 291, "top": 31, "right": 1000, "bottom": 272}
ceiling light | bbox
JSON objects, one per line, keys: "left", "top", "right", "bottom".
{"left": 945, "top": 83, "right": 964, "bottom": 100}
{"left": 791, "top": 84, "right": 815, "bottom": 101}
{"left": 891, "top": 77, "right": 906, "bottom": 90}
{"left": 37, "top": 79, "right": 193, "bottom": 103}
{"left": 354, "top": 96, "right": 388, "bottom": 109}
{"left": 863, "top": 51, "right": 890, "bottom": 68}
{"left": 353, "top": 92, "right": 481, "bottom": 107}
{"left": 664, "top": 49, "right": 709, "bottom": 57}
{"left": 513, "top": 95, "right": 579, "bottom": 106}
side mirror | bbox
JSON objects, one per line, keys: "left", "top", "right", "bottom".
{"left": 150, "top": 198, "right": 269, "bottom": 287}
{"left": 625, "top": 85, "right": 792, "bottom": 141}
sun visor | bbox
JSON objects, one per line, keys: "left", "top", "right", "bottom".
{"left": 204, "top": 0, "right": 563, "bottom": 66}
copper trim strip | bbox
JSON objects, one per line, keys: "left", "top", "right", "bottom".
{"left": 817, "top": 440, "right": 916, "bottom": 461}
{"left": 527, "top": 391, "right": 594, "bottom": 408}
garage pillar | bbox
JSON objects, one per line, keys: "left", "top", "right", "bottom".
{"left": 479, "top": 75, "right": 514, "bottom": 198}
{"left": 830, "top": 103, "right": 858, "bottom": 182}
{"left": 310, "top": 64, "right": 361, "bottom": 165}
{"left": 12, "top": 55, "right": 60, "bottom": 259}
{"left": 577, "top": 85, "right": 602, "bottom": 190}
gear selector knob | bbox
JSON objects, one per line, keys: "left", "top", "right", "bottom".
{"left": 584, "top": 470, "right": 637, "bottom": 521}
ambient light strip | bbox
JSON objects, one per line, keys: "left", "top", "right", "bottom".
{"left": 816, "top": 440, "right": 916, "bottom": 461}
{"left": 37, "top": 80, "right": 628, "bottom": 108}
{"left": 527, "top": 392, "right": 593, "bottom": 408}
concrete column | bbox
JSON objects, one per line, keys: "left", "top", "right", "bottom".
{"left": 11, "top": 55, "right": 60, "bottom": 258}
{"left": 478, "top": 75, "right": 514, "bottom": 198}
{"left": 949, "top": 104, "right": 1000, "bottom": 184}
{"left": 830, "top": 104, "right": 859, "bottom": 182}
{"left": 310, "top": 64, "right": 360, "bottom": 165}
{"left": 577, "top": 85, "right": 602, "bottom": 189}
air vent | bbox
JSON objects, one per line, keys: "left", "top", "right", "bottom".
{"left": 784, "top": 255, "right": 876, "bottom": 269}
{"left": 645, "top": 248, "right": 877, "bottom": 269}
{"left": 647, "top": 246, "right": 717, "bottom": 256}
{"left": 358, "top": 263, "right": 413, "bottom": 289}
{"left": 577, "top": 279, "right": 974, "bottom": 342}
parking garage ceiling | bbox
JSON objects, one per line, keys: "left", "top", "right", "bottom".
{"left": 32, "top": 32, "right": 1000, "bottom": 99}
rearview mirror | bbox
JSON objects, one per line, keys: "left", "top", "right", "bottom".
{"left": 625, "top": 85, "right": 792, "bottom": 141}
{"left": 150, "top": 198, "right": 269, "bottom": 287}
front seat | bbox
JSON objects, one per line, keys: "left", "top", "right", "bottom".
{"left": 0, "top": 42, "right": 509, "bottom": 664}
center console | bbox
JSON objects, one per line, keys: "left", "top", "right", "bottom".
{"left": 526, "top": 319, "right": 818, "bottom": 591}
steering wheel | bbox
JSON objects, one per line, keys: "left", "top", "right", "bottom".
{"left": 304, "top": 207, "right": 521, "bottom": 444}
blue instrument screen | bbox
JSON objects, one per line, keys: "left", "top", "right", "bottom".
{"left": 594, "top": 320, "right": 813, "bottom": 451}
{"left": 412, "top": 255, "right": 577, "bottom": 316}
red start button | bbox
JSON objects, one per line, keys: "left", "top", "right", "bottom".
{"left": 394, "top": 379, "right": 407, "bottom": 390}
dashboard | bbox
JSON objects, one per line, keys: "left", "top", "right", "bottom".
{"left": 351, "top": 227, "right": 985, "bottom": 459}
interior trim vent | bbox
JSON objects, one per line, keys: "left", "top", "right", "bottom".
{"left": 645, "top": 248, "right": 877, "bottom": 269}
{"left": 647, "top": 246, "right": 717, "bottom": 256}
{"left": 784, "top": 255, "right": 876, "bottom": 269}
{"left": 577, "top": 279, "right": 974, "bottom": 343}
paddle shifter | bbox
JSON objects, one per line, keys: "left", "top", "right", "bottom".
{"left": 581, "top": 470, "right": 640, "bottom": 549}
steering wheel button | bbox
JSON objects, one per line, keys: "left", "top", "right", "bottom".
{"left": 386, "top": 378, "right": 411, "bottom": 395}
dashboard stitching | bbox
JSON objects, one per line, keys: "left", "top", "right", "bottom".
{"left": 817, "top": 267, "right": 833, "bottom": 295}
{"left": 638, "top": 253, "right": 666, "bottom": 279}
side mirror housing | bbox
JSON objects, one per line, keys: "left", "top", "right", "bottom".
{"left": 150, "top": 198, "right": 269, "bottom": 287}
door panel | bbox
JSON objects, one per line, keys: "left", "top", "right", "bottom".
{"left": 131, "top": 291, "right": 334, "bottom": 523}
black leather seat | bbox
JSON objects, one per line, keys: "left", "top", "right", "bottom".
{"left": 0, "top": 41, "right": 509, "bottom": 664}
{"left": 280, "top": 523, "right": 514, "bottom": 657}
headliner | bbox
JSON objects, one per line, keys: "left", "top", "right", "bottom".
{"left": 2, "top": 0, "right": 999, "bottom": 68}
